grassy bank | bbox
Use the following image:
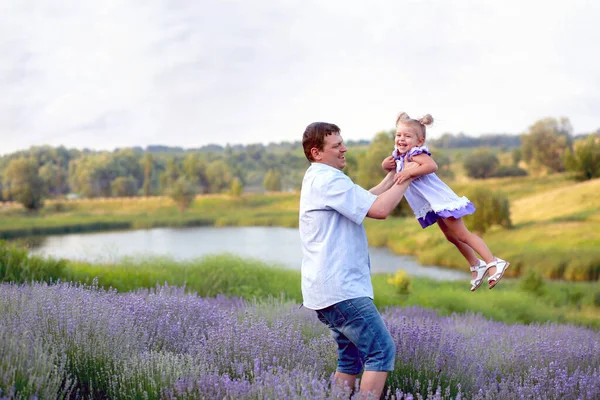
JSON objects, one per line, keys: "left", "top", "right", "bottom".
{"left": 0, "top": 194, "right": 299, "bottom": 239}
{"left": 1, "top": 174, "right": 600, "bottom": 281}
{"left": 1, "top": 243, "right": 598, "bottom": 328}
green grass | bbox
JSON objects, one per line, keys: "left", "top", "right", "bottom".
{"left": 64, "top": 254, "right": 303, "bottom": 301}
{"left": 364, "top": 215, "right": 600, "bottom": 281}
{"left": 2, "top": 241, "right": 598, "bottom": 329}
{"left": 449, "top": 172, "right": 573, "bottom": 201}
{"left": 372, "top": 274, "right": 600, "bottom": 328}
{"left": 2, "top": 175, "right": 599, "bottom": 281}
{"left": 0, "top": 241, "right": 67, "bottom": 283}
{"left": 510, "top": 178, "right": 600, "bottom": 225}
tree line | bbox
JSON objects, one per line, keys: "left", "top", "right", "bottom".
{"left": 1, "top": 117, "right": 598, "bottom": 212}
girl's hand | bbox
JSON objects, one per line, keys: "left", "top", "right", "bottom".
{"left": 381, "top": 156, "right": 396, "bottom": 172}
{"left": 394, "top": 170, "right": 412, "bottom": 184}
{"left": 394, "top": 162, "right": 418, "bottom": 184}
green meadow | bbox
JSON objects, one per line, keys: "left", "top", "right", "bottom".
{"left": 1, "top": 245, "right": 599, "bottom": 329}
{"left": 2, "top": 173, "right": 598, "bottom": 281}
{"left": 1, "top": 172, "right": 600, "bottom": 329}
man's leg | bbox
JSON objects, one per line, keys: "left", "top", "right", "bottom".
{"left": 334, "top": 298, "right": 396, "bottom": 399}
{"left": 333, "top": 371, "right": 357, "bottom": 392}
{"left": 316, "top": 309, "right": 363, "bottom": 394}
{"left": 317, "top": 299, "right": 395, "bottom": 399}
{"left": 359, "top": 371, "right": 388, "bottom": 398}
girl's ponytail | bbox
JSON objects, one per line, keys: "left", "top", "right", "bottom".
{"left": 418, "top": 114, "right": 434, "bottom": 126}
{"left": 396, "top": 112, "right": 411, "bottom": 127}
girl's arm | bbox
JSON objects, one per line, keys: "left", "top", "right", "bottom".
{"left": 395, "top": 153, "right": 438, "bottom": 184}
{"left": 381, "top": 155, "right": 396, "bottom": 172}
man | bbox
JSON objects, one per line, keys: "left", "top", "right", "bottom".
{"left": 299, "top": 122, "right": 412, "bottom": 399}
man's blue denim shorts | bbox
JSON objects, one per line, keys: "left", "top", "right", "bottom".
{"left": 316, "top": 297, "right": 396, "bottom": 374}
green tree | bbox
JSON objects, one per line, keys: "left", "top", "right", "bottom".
{"left": 463, "top": 150, "right": 500, "bottom": 179}
{"left": 512, "top": 148, "right": 522, "bottom": 166}
{"left": 521, "top": 117, "right": 572, "bottom": 173}
{"left": 230, "top": 177, "right": 244, "bottom": 197}
{"left": 3, "top": 158, "right": 44, "bottom": 210}
{"left": 434, "top": 152, "right": 454, "bottom": 180}
{"left": 160, "top": 157, "right": 180, "bottom": 192}
{"left": 462, "top": 186, "right": 511, "bottom": 234}
{"left": 263, "top": 169, "right": 282, "bottom": 192}
{"left": 39, "top": 163, "right": 69, "bottom": 197}
{"left": 142, "top": 153, "right": 154, "bottom": 196}
{"left": 169, "top": 177, "right": 196, "bottom": 211}
{"left": 356, "top": 131, "right": 394, "bottom": 189}
{"left": 182, "top": 153, "right": 208, "bottom": 193}
{"left": 111, "top": 176, "right": 139, "bottom": 197}
{"left": 564, "top": 134, "right": 600, "bottom": 180}
{"left": 205, "top": 159, "right": 233, "bottom": 193}
{"left": 343, "top": 152, "right": 359, "bottom": 182}
{"left": 68, "top": 154, "right": 113, "bottom": 197}
{"left": 110, "top": 149, "right": 143, "bottom": 187}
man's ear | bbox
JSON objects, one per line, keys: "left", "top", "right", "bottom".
{"left": 310, "top": 147, "right": 321, "bottom": 161}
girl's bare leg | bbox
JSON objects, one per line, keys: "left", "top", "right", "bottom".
{"left": 437, "top": 219, "right": 480, "bottom": 278}
{"left": 442, "top": 217, "right": 497, "bottom": 275}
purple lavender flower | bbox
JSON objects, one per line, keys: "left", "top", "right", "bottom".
{"left": 1, "top": 282, "right": 598, "bottom": 399}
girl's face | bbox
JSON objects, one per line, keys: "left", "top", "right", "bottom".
{"left": 395, "top": 123, "right": 424, "bottom": 154}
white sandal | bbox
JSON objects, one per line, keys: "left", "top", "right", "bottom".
{"left": 487, "top": 258, "right": 510, "bottom": 289}
{"left": 470, "top": 259, "right": 490, "bottom": 292}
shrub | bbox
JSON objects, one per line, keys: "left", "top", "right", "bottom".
{"left": 492, "top": 165, "right": 528, "bottom": 177}
{"left": 564, "top": 134, "right": 600, "bottom": 180}
{"left": 593, "top": 291, "right": 600, "bottom": 307}
{"left": 169, "top": 178, "right": 197, "bottom": 211}
{"left": 263, "top": 169, "right": 282, "bottom": 192}
{"left": 564, "top": 256, "right": 600, "bottom": 281}
{"left": 463, "top": 150, "right": 500, "bottom": 179}
{"left": 387, "top": 269, "right": 412, "bottom": 296}
{"left": 44, "top": 201, "right": 68, "bottom": 213}
{"left": 111, "top": 176, "right": 139, "bottom": 197}
{"left": 230, "top": 177, "right": 244, "bottom": 197}
{"left": 3, "top": 158, "right": 44, "bottom": 210}
{"left": 462, "top": 186, "right": 511, "bottom": 234}
{"left": 518, "top": 269, "right": 545, "bottom": 296}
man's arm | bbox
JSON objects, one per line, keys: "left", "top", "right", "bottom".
{"left": 395, "top": 154, "right": 438, "bottom": 184}
{"left": 366, "top": 178, "right": 411, "bottom": 219}
{"left": 369, "top": 158, "right": 419, "bottom": 196}
{"left": 368, "top": 171, "right": 396, "bottom": 195}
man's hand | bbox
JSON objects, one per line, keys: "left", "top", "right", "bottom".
{"left": 381, "top": 155, "right": 396, "bottom": 172}
{"left": 394, "top": 162, "right": 418, "bottom": 184}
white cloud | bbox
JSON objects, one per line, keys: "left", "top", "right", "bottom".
{"left": 0, "top": 0, "right": 599, "bottom": 154}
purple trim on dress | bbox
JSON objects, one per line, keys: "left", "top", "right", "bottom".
{"left": 392, "top": 146, "right": 432, "bottom": 171}
{"left": 417, "top": 202, "right": 477, "bottom": 229}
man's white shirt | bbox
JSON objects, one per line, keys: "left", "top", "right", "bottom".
{"left": 299, "top": 162, "right": 377, "bottom": 310}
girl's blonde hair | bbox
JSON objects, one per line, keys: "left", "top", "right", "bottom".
{"left": 395, "top": 112, "right": 434, "bottom": 141}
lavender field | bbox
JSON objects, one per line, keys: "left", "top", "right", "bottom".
{"left": 1, "top": 282, "right": 599, "bottom": 399}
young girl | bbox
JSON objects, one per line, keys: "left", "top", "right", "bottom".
{"left": 382, "top": 112, "right": 509, "bottom": 291}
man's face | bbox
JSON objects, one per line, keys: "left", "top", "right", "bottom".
{"left": 313, "top": 133, "right": 347, "bottom": 170}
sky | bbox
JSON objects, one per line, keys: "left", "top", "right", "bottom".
{"left": 1, "top": 0, "right": 599, "bottom": 154}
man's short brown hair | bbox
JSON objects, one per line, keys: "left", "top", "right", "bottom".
{"left": 302, "top": 122, "right": 341, "bottom": 162}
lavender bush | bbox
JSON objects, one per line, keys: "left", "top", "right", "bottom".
{"left": 0, "top": 282, "right": 598, "bottom": 399}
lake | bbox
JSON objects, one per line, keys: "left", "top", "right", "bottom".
{"left": 29, "top": 226, "right": 469, "bottom": 280}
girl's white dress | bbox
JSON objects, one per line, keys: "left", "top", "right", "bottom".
{"left": 393, "top": 146, "right": 475, "bottom": 228}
